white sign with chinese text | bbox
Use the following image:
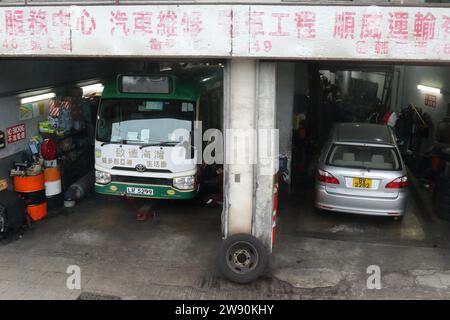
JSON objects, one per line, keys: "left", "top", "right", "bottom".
{"left": 0, "top": 5, "right": 449, "bottom": 61}
{"left": 232, "top": 5, "right": 450, "bottom": 61}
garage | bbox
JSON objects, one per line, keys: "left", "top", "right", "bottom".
{"left": 0, "top": 1, "right": 450, "bottom": 302}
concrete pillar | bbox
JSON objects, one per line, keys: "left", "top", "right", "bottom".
{"left": 276, "top": 63, "right": 296, "bottom": 191}
{"left": 254, "top": 62, "right": 277, "bottom": 251}
{"left": 224, "top": 59, "right": 257, "bottom": 236}
{"left": 223, "top": 60, "right": 278, "bottom": 252}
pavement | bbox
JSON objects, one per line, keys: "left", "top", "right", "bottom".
{"left": 1, "top": 185, "right": 450, "bottom": 300}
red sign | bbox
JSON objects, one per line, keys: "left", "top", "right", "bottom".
{"left": 425, "top": 94, "right": 437, "bottom": 108}
{"left": 6, "top": 123, "right": 26, "bottom": 144}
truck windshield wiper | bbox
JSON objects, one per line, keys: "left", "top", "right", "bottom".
{"left": 101, "top": 140, "right": 127, "bottom": 146}
{"left": 139, "top": 141, "right": 180, "bottom": 149}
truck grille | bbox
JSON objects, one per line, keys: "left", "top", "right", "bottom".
{"left": 111, "top": 166, "right": 172, "bottom": 173}
{"left": 111, "top": 175, "right": 171, "bottom": 186}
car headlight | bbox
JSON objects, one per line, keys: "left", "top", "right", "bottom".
{"left": 173, "top": 175, "right": 196, "bottom": 190}
{"left": 95, "top": 170, "right": 111, "bottom": 184}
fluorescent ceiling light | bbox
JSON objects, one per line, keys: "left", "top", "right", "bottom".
{"left": 201, "top": 76, "right": 214, "bottom": 82}
{"left": 417, "top": 85, "right": 441, "bottom": 94}
{"left": 81, "top": 83, "right": 104, "bottom": 96}
{"left": 21, "top": 93, "right": 55, "bottom": 104}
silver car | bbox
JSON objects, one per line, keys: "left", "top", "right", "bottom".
{"left": 315, "top": 123, "right": 408, "bottom": 218}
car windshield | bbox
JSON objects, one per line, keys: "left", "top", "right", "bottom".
{"left": 327, "top": 144, "right": 401, "bottom": 171}
{"left": 96, "top": 99, "right": 194, "bottom": 145}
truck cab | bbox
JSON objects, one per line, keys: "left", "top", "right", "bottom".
{"left": 94, "top": 74, "right": 200, "bottom": 199}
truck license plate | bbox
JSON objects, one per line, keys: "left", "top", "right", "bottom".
{"left": 126, "top": 187, "right": 154, "bottom": 195}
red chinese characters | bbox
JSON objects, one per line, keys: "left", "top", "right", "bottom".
{"left": 149, "top": 38, "right": 162, "bottom": 51}
{"left": 181, "top": 12, "right": 203, "bottom": 36}
{"left": 251, "top": 40, "right": 272, "bottom": 53}
{"left": 388, "top": 12, "right": 409, "bottom": 40}
{"left": 374, "top": 41, "right": 389, "bottom": 55}
{"left": 295, "top": 11, "right": 316, "bottom": 40}
{"left": 445, "top": 43, "right": 450, "bottom": 55}
{"left": 356, "top": 41, "right": 368, "bottom": 54}
{"left": 30, "top": 39, "right": 42, "bottom": 51}
{"left": 269, "top": 13, "right": 290, "bottom": 36}
{"left": 110, "top": 10, "right": 130, "bottom": 36}
{"left": 249, "top": 11, "right": 265, "bottom": 37}
{"left": 77, "top": 9, "right": 96, "bottom": 35}
{"left": 52, "top": 9, "right": 71, "bottom": 36}
{"left": 414, "top": 12, "right": 436, "bottom": 42}
{"left": 5, "top": 10, "right": 25, "bottom": 36}
{"left": 360, "top": 13, "right": 382, "bottom": 39}
{"left": 334, "top": 12, "right": 356, "bottom": 39}
{"left": 157, "top": 11, "right": 177, "bottom": 37}
{"left": 441, "top": 15, "right": 450, "bottom": 38}
{"left": 133, "top": 12, "right": 153, "bottom": 35}
{"left": 28, "top": 9, "right": 48, "bottom": 36}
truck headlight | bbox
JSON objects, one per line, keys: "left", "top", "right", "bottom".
{"left": 95, "top": 170, "right": 111, "bottom": 184}
{"left": 173, "top": 175, "right": 196, "bottom": 190}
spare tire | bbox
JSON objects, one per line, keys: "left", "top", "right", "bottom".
{"left": 219, "top": 234, "right": 268, "bottom": 284}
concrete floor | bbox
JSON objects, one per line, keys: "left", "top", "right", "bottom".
{"left": 1, "top": 186, "right": 450, "bottom": 299}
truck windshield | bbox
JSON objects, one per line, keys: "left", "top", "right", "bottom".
{"left": 96, "top": 99, "right": 195, "bottom": 145}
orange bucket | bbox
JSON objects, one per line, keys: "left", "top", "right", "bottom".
{"left": 44, "top": 167, "right": 61, "bottom": 182}
{"left": 26, "top": 202, "right": 47, "bottom": 221}
{"left": 13, "top": 173, "right": 45, "bottom": 193}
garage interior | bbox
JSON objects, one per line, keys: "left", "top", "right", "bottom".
{"left": 0, "top": 56, "right": 450, "bottom": 299}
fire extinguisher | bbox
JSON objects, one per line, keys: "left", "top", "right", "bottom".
{"left": 41, "top": 139, "right": 56, "bottom": 161}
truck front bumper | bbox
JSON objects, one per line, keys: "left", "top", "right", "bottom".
{"left": 95, "top": 182, "right": 199, "bottom": 199}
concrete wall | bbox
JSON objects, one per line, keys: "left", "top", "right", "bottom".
{"left": 226, "top": 59, "right": 256, "bottom": 236}
{"left": 254, "top": 62, "right": 277, "bottom": 250}
{"left": 399, "top": 65, "right": 450, "bottom": 126}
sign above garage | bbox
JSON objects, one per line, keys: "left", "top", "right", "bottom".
{"left": 0, "top": 5, "right": 449, "bottom": 61}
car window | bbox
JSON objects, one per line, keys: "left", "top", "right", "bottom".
{"left": 327, "top": 144, "right": 401, "bottom": 171}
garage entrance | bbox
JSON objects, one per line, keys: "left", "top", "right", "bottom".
{"left": 1, "top": 2, "right": 450, "bottom": 299}
{"left": 275, "top": 61, "right": 450, "bottom": 250}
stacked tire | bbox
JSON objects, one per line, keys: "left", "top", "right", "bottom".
{"left": 436, "top": 175, "right": 450, "bottom": 220}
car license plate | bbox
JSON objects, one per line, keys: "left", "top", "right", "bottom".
{"left": 126, "top": 187, "right": 154, "bottom": 195}
{"left": 352, "top": 178, "right": 372, "bottom": 189}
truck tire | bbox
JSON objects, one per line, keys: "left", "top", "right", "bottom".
{"left": 219, "top": 234, "right": 268, "bottom": 284}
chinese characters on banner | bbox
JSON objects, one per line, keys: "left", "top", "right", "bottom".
{"left": 100, "top": 147, "right": 167, "bottom": 169}
{"left": 0, "top": 6, "right": 231, "bottom": 56}
{"left": 0, "top": 5, "right": 449, "bottom": 60}
{"left": 233, "top": 6, "right": 450, "bottom": 59}
{"left": 6, "top": 123, "right": 26, "bottom": 144}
